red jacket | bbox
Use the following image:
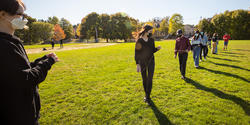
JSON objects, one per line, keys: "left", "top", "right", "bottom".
{"left": 175, "top": 36, "right": 191, "bottom": 55}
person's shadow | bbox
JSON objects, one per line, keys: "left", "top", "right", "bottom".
{"left": 150, "top": 100, "right": 173, "bottom": 125}
{"left": 184, "top": 78, "right": 250, "bottom": 116}
{"left": 207, "top": 61, "right": 250, "bottom": 72}
{"left": 198, "top": 66, "right": 250, "bottom": 83}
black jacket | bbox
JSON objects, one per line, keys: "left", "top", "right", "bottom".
{"left": 135, "top": 38, "right": 158, "bottom": 64}
{"left": 0, "top": 32, "right": 55, "bottom": 125}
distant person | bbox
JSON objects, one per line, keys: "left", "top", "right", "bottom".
{"left": 223, "top": 33, "right": 231, "bottom": 50}
{"left": 174, "top": 29, "right": 191, "bottom": 80}
{"left": 0, "top": 0, "right": 59, "bottom": 124}
{"left": 51, "top": 38, "right": 55, "bottom": 49}
{"left": 212, "top": 33, "right": 218, "bottom": 54}
{"left": 135, "top": 25, "right": 161, "bottom": 106}
{"left": 60, "top": 39, "right": 63, "bottom": 48}
{"left": 200, "top": 32, "right": 208, "bottom": 61}
{"left": 191, "top": 30, "right": 202, "bottom": 68}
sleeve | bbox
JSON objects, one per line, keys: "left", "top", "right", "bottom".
{"left": 0, "top": 44, "right": 55, "bottom": 88}
{"left": 186, "top": 38, "right": 191, "bottom": 51}
{"left": 30, "top": 55, "right": 48, "bottom": 68}
{"left": 174, "top": 40, "right": 179, "bottom": 56}
{"left": 153, "top": 39, "right": 158, "bottom": 53}
{"left": 135, "top": 39, "right": 142, "bottom": 64}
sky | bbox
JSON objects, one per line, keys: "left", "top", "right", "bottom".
{"left": 22, "top": 0, "right": 249, "bottom": 25}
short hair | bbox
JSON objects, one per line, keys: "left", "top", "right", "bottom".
{"left": 0, "top": 0, "right": 26, "bottom": 15}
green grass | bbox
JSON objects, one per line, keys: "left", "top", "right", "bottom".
{"left": 24, "top": 43, "right": 88, "bottom": 49}
{"left": 27, "top": 40, "right": 250, "bottom": 125}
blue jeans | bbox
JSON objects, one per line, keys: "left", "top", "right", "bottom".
{"left": 192, "top": 46, "right": 201, "bottom": 67}
{"left": 215, "top": 42, "right": 218, "bottom": 53}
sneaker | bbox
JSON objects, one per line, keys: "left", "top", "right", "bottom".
{"left": 204, "top": 58, "right": 207, "bottom": 61}
{"left": 200, "top": 59, "right": 203, "bottom": 62}
{"left": 195, "top": 66, "right": 199, "bottom": 68}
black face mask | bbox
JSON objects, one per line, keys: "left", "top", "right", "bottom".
{"left": 147, "top": 33, "right": 152, "bottom": 38}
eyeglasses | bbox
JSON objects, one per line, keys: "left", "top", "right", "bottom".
{"left": 16, "top": 13, "right": 28, "bottom": 20}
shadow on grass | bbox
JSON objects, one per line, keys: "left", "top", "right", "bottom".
{"left": 208, "top": 61, "right": 250, "bottom": 72}
{"left": 219, "top": 53, "right": 245, "bottom": 58}
{"left": 208, "top": 56, "right": 241, "bottom": 62}
{"left": 150, "top": 101, "right": 173, "bottom": 125}
{"left": 184, "top": 78, "right": 250, "bottom": 116}
{"left": 198, "top": 66, "right": 250, "bottom": 83}
{"left": 220, "top": 51, "right": 244, "bottom": 55}
{"left": 233, "top": 49, "right": 250, "bottom": 52}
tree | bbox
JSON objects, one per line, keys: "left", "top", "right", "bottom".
{"left": 53, "top": 24, "right": 66, "bottom": 41}
{"left": 59, "top": 18, "right": 74, "bottom": 39}
{"left": 14, "top": 16, "right": 37, "bottom": 44}
{"left": 80, "top": 12, "right": 100, "bottom": 42}
{"left": 197, "top": 18, "right": 215, "bottom": 36}
{"left": 29, "top": 22, "right": 54, "bottom": 43}
{"left": 47, "top": 16, "right": 59, "bottom": 25}
{"left": 169, "top": 13, "right": 184, "bottom": 35}
{"left": 159, "top": 17, "right": 169, "bottom": 36}
{"left": 99, "top": 14, "right": 112, "bottom": 42}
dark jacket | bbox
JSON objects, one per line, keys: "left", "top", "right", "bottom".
{"left": 135, "top": 38, "right": 158, "bottom": 64}
{"left": 175, "top": 36, "right": 191, "bottom": 55}
{"left": 0, "top": 32, "right": 55, "bottom": 125}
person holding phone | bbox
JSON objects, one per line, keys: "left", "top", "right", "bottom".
{"left": 0, "top": 0, "right": 59, "bottom": 124}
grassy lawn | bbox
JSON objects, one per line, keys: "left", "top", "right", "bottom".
{"left": 27, "top": 40, "right": 250, "bottom": 125}
{"left": 24, "top": 43, "right": 91, "bottom": 49}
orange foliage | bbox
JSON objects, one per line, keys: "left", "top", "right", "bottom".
{"left": 53, "top": 24, "right": 66, "bottom": 41}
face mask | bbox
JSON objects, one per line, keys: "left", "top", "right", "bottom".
{"left": 147, "top": 33, "right": 152, "bottom": 38}
{"left": 10, "top": 17, "right": 28, "bottom": 29}
{"left": 195, "top": 33, "right": 199, "bottom": 37}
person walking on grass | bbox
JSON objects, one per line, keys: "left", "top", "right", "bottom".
{"left": 191, "top": 30, "right": 202, "bottom": 68}
{"left": 212, "top": 33, "right": 218, "bottom": 54}
{"left": 135, "top": 25, "right": 161, "bottom": 106}
{"left": 0, "top": 0, "right": 59, "bottom": 124}
{"left": 223, "top": 33, "right": 231, "bottom": 51}
{"left": 200, "top": 32, "right": 208, "bottom": 61}
{"left": 60, "top": 39, "right": 63, "bottom": 48}
{"left": 174, "top": 29, "right": 191, "bottom": 80}
{"left": 51, "top": 38, "right": 55, "bottom": 49}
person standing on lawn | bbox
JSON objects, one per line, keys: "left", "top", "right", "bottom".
{"left": 191, "top": 30, "right": 202, "bottom": 68}
{"left": 135, "top": 24, "right": 161, "bottom": 106}
{"left": 0, "top": 0, "right": 59, "bottom": 124}
{"left": 174, "top": 29, "right": 191, "bottom": 80}
{"left": 200, "top": 32, "right": 208, "bottom": 61}
{"left": 223, "top": 33, "right": 231, "bottom": 51}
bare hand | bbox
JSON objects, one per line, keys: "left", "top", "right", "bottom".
{"left": 157, "top": 46, "right": 161, "bottom": 51}
{"left": 136, "top": 64, "right": 141, "bottom": 72}
{"left": 46, "top": 53, "right": 59, "bottom": 62}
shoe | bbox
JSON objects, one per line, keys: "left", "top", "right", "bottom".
{"left": 181, "top": 75, "right": 186, "bottom": 80}
{"left": 204, "top": 58, "right": 207, "bottom": 61}
{"left": 195, "top": 66, "right": 199, "bottom": 68}
{"left": 200, "top": 59, "right": 203, "bottom": 62}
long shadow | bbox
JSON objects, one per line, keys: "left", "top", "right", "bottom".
{"left": 184, "top": 78, "right": 250, "bottom": 116}
{"left": 219, "top": 53, "right": 245, "bottom": 58}
{"left": 220, "top": 51, "right": 244, "bottom": 55}
{"left": 208, "top": 61, "right": 250, "bottom": 72}
{"left": 199, "top": 66, "right": 250, "bottom": 83}
{"left": 150, "top": 100, "right": 173, "bottom": 125}
{"left": 209, "top": 56, "right": 241, "bottom": 62}
{"left": 233, "top": 49, "right": 250, "bottom": 52}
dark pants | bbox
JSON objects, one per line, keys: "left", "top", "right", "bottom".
{"left": 200, "top": 45, "right": 208, "bottom": 60}
{"left": 140, "top": 58, "right": 155, "bottom": 99}
{"left": 178, "top": 53, "right": 188, "bottom": 76}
